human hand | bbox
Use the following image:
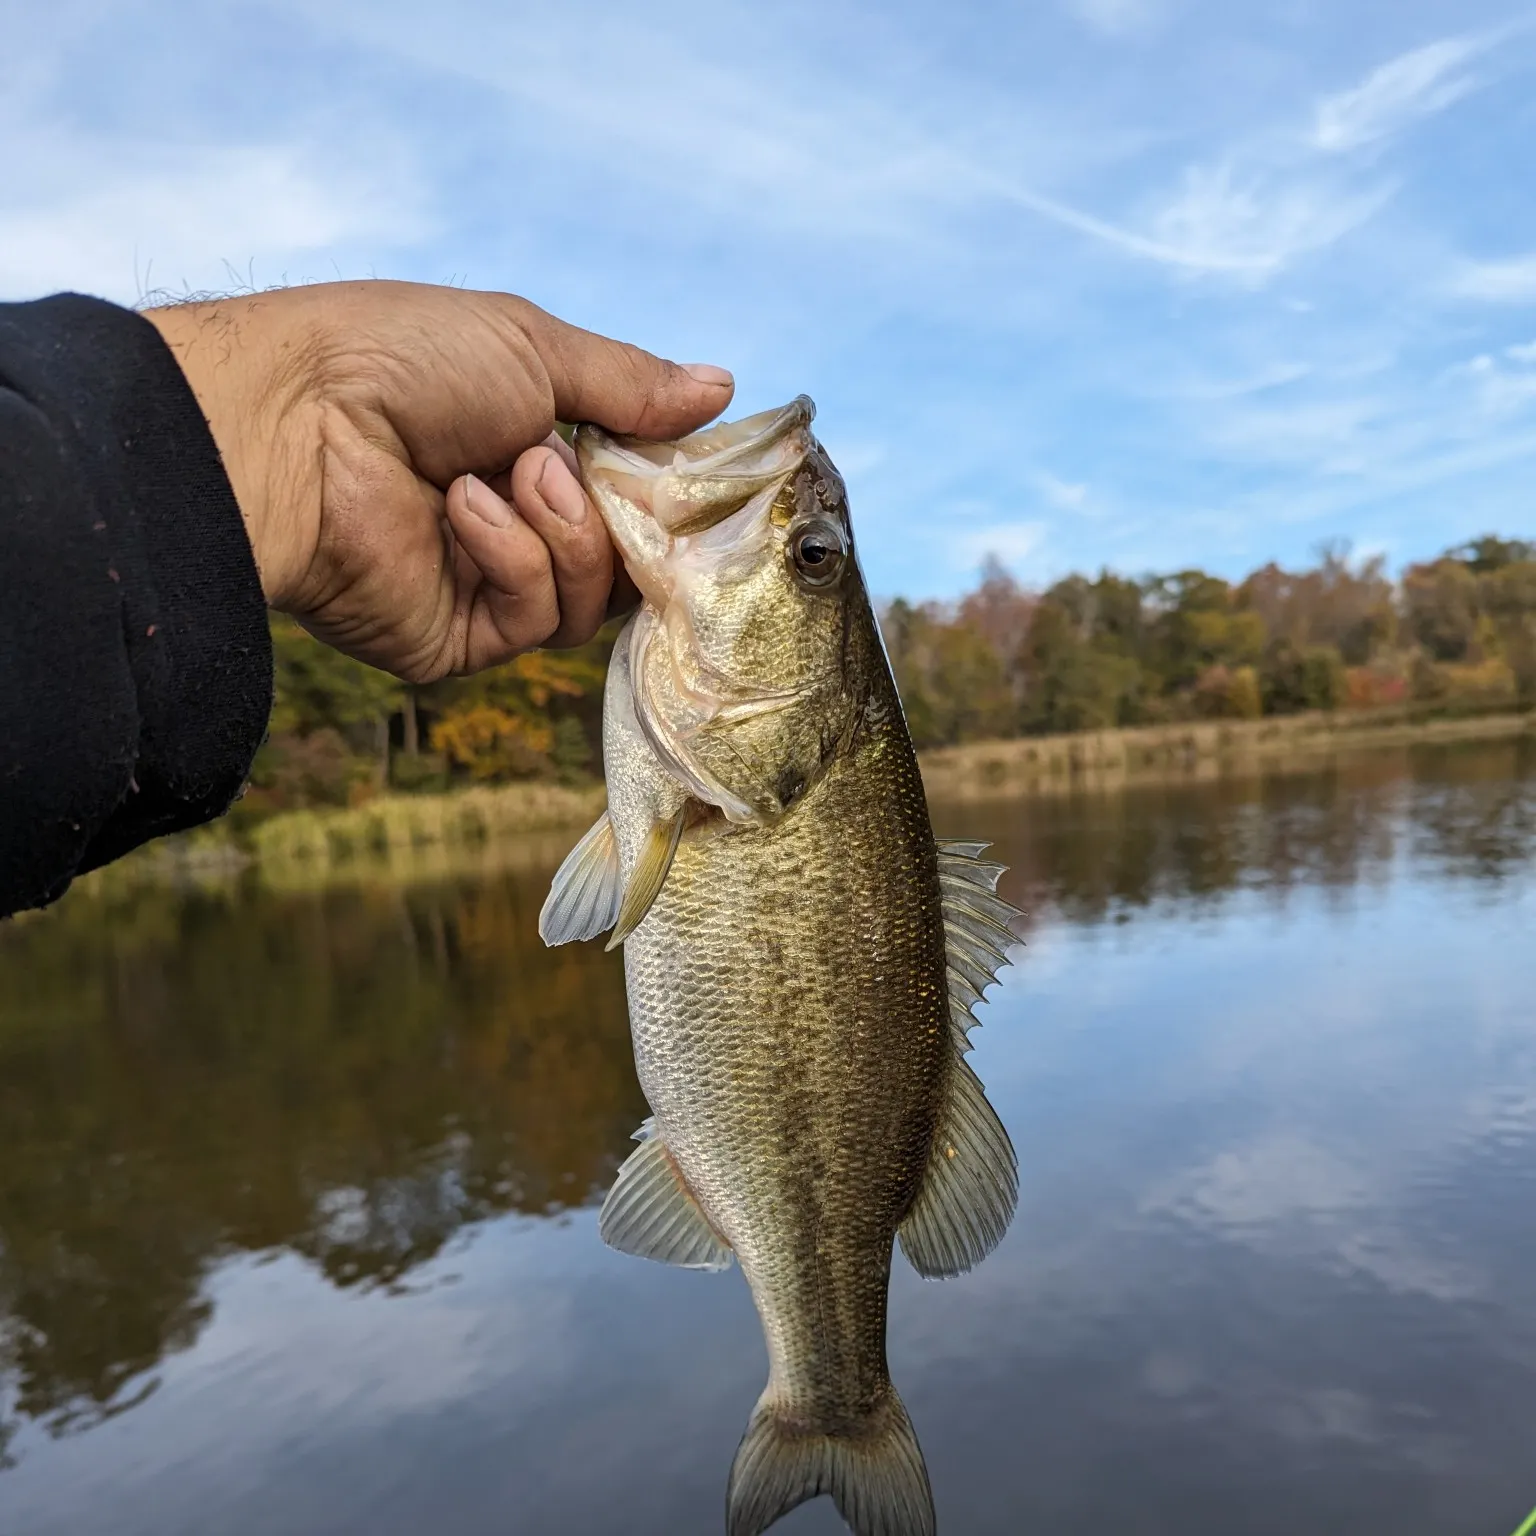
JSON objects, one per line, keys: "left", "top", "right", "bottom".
{"left": 145, "top": 280, "right": 733, "bottom": 682}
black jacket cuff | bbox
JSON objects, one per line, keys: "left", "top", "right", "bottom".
{"left": 0, "top": 293, "right": 273, "bottom": 915}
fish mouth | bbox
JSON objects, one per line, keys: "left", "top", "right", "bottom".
{"left": 573, "top": 397, "right": 815, "bottom": 597}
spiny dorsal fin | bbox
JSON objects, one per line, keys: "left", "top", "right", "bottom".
{"left": 539, "top": 812, "right": 622, "bottom": 946}
{"left": 599, "top": 1119, "right": 734, "bottom": 1271}
{"left": 898, "top": 839, "right": 1022, "bottom": 1279}
{"left": 936, "top": 838, "right": 1022, "bottom": 1050}
{"left": 606, "top": 806, "right": 688, "bottom": 951}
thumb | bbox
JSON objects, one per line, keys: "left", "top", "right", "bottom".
{"left": 513, "top": 301, "right": 735, "bottom": 440}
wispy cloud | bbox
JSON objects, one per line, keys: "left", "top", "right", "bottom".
{"left": 953, "top": 521, "right": 1049, "bottom": 575}
{"left": 1036, "top": 473, "right": 1090, "bottom": 509}
{"left": 1133, "top": 32, "right": 1505, "bottom": 284}
{"left": 1452, "top": 253, "right": 1536, "bottom": 303}
{"left": 1451, "top": 349, "right": 1536, "bottom": 418}
{"left": 0, "top": 142, "right": 427, "bottom": 301}
{"left": 1148, "top": 160, "right": 1393, "bottom": 280}
{"left": 284, "top": 0, "right": 1409, "bottom": 284}
{"left": 1312, "top": 34, "right": 1490, "bottom": 153}
{"left": 1063, "top": 0, "right": 1168, "bottom": 40}
{"left": 1171, "top": 363, "right": 1314, "bottom": 401}
{"left": 316, "top": 0, "right": 1295, "bottom": 280}
{"left": 977, "top": 168, "right": 1291, "bottom": 275}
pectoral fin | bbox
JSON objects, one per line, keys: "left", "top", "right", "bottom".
{"left": 600, "top": 1120, "right": 734, "bottom": 1271}
{"left": 539, "top": 812, "right": 623, "bottom": 946}
{"left": 605, "top": 806, "right": 687, "bottom": 951}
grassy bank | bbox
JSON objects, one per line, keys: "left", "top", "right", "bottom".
{"left": 70, "top": 704, "right": 1533, "bottom": 896}
{"left": 917, "top": 704, "right": 1536, "bottom": 800}
{"left": 249, "top": 780, "right": 606, "bottom": 863}
{"left": 75, "top": 781, "right": 607, "bottom": 898}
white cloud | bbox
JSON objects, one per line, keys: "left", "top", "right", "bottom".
{"left": 1064, "top": 0, "right": 1166, "bottom": 40}
{"left": 1450, "top": 349, "right": 1536, "bottom": 418}
{"left": 1508, "top": 341, "right": 1536, "bottom": 364}
{"left": 1172, "top": 362, "right": 1314, "bottom": 401}
{"left": 980, "top": 168, "right": 1286, "bottom": 275}
{"left": 953, "top": 521, "right": 1048, "bottom": 573}
{"left": 1037, "top": 472, "right": 1089, "bottom": 508}
{"left": 1149, "top": 160, "right": 1392, "bottom": 280}
{"left": 291, "top": 0, "right": 1324, "bottom": 281}
{"left": 0, "top": 141, "right": 429, "bottom": 304}
{"left": 1453, "top": 253, "right": 1536, "bottom": 303}
{"left": 1122, "top": 32, "right": 1506, "bottom": 287}
{"left": 1312, "top": 34, "right": 1488, "bottom": 154}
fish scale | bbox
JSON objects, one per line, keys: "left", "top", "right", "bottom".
{"left": 625, "top": 661, "right": 948, "bottom": 1431}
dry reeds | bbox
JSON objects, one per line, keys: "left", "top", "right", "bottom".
{"left": 918, "top": 707, "right": 1534, "bottom": 801}
{"left": 248, "top": 781, "right": 607, "bottom": 870}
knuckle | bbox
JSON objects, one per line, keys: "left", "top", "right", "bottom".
{"left": 506, "top": 541, "right": 556, "bottom": 595}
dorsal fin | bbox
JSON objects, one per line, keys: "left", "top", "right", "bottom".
{"left": 899, "top": 840, "right": 1024, "bottom": 1280}
{"left": 936, "top": 838, "right": 1022, "bottom": 1053}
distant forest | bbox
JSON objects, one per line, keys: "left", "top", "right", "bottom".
{"left": 248, "top": 535, "right": 1536, "bottom": 814}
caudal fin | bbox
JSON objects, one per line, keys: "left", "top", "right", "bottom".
{"left": 726, "top": 1385, "right": 935, "bottom": 1536}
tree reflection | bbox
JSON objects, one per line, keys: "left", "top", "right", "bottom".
{"left": 0, "top": 864, "right": 642, "bottom": 1449}
{"left": 936, "top": 739, "right": 1536, "bottom": 924}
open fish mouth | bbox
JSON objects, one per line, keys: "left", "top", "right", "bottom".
{"left": 576, "top": 394, "right": 814, "bottom": 534}
{"left": 572, "top": 398, "right": 816, "bottom": 606}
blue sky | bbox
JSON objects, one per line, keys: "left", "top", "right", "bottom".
{"left": 4, "top": 0, "right": 1536, "bottom": 599}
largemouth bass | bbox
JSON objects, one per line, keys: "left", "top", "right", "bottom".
{"left": 539, "top": 397, "right": 1020, "bottom": 1536}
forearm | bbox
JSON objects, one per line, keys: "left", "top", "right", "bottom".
{"left": 0, "top": 294, "right": 273, "bottom": 918}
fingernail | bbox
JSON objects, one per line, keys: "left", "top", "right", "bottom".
{"left": 537, "top": 456, "right": 588, "bottom": 525}
{"left": 681, "top": 363, "right": 734, "bottom": 388}
{"left": 463, "top": 472, "right": 514, "bottom": 528}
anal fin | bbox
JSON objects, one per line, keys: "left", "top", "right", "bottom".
{"left": 599, "top": 1120, "right": 734, "bottom": 1271}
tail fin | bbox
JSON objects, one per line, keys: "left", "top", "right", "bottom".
{"left": 726, "top": 1385, "right": 935, "bottom": 1536}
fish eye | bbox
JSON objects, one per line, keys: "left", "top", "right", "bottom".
{"left": 789, "top": 520, "right": 847, "bottom": 589}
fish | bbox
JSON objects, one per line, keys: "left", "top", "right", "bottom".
{"left": 538, "top": 396, "right": 1021, "bottom": 1536}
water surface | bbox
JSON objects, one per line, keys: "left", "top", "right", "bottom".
{"left": 2, "top": 741, "right": 1534, "bottom": 1535}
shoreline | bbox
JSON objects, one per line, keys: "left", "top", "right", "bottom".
{"left": 916, "top": 705, "right": 1534, "bottom": 800}
{"left": 67, "top": 705, "right": 1534, "bottom": 897}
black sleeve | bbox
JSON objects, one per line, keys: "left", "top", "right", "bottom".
{"left": 0, "top": 293, "right": 273, "bottom": 919}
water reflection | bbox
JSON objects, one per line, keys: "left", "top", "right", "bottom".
{"left": 0, "top": 737, "right": 1533, "bottom": 1531}
{"left": 974, "top": 737, "right": 1536, "bottom": 924}
{"left": 0, "top": 869, "right": 642, "bottom": 1446}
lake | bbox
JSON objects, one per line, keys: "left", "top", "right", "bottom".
{"left": 2, "top": 739, "right": 1534, "bottom": 1536}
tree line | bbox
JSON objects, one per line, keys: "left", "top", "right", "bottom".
{"left": 246, "top": 534, "right": 1536, "bottom": 812}
{"left": 885, "top": 534, "right": 1535, "bottom": 749}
